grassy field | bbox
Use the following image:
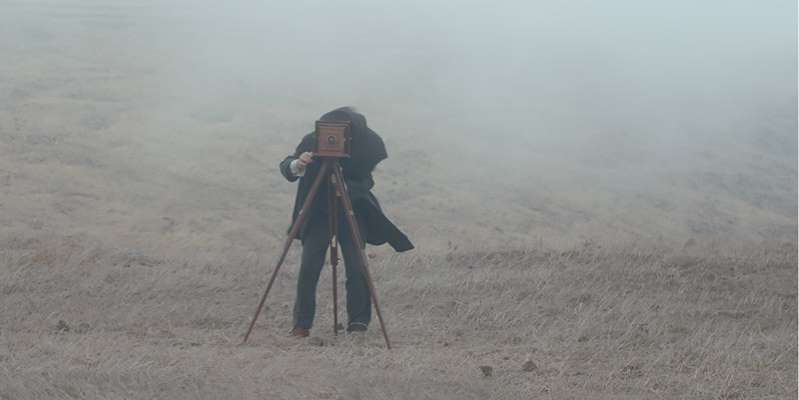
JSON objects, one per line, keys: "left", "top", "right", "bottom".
{"left": 0, "top": 2, "right": 796, "bottom": 399}
{"left": 0, "top": 198, "right": 794, "bottom": 399}
{"left": 0, "top": 238, "right": 795, "bottom": 399}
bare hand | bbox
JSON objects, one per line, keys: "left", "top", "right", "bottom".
{"left": 296, "top": 152, "right": 314, "bottom": 172}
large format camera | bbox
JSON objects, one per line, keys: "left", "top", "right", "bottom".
{"left": 314, "top": 120, "right": 351, "bottom": 158}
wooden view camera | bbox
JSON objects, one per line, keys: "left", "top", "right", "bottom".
{"left": 314, "top": 121, "right": 351, "bottom": 158}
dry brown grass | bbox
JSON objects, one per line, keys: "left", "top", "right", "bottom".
{"left": 0, "top": 237, "right": 795, "bottom": 399}
{"left": 0, "top": 2, "right": 796, "bottom": 399}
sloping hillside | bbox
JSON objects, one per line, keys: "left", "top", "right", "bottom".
{"left": 0, "top": 2, "right": 795, "bottom": 399}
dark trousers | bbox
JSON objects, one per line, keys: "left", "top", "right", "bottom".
{"left": 293, "top": 210, "right": 371, "bottom": 330}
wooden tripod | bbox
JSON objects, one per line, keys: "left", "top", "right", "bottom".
{"left": 242, "top": 158, "right": 392, "bottom": 349}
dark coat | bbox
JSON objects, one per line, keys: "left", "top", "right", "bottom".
{"left": 279, "top": 127, "right": 414, "bottom": 253}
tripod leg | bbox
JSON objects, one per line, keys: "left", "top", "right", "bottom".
{"left": 331, "top": 246, "right": 339, "bottom": 335}
{"left": 242, "top": 159, "right": 332, "bottom": 344}
{"left": 328, "top": 178, "right": 340, "bottom": 335}
{"left": 332, "top": 166, "right": 392, "bottom": 349}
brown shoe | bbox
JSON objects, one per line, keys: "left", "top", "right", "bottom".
{"left": 291, "top": 327, "right": 309, "bottom": 338}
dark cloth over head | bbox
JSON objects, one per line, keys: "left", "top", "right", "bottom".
{"left": 319, "top": 107, "right": 388, "bottom": 176}
{"left": 279, "top": 107, "right": 414, "bottom": 252}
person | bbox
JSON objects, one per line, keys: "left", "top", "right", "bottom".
{"left": 279, "top": 107, "right": 413, "bottom": 337}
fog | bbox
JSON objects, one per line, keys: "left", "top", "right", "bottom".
{"left": 3, "top": 3, "right": 799, "bottom": 397}
{"left": 1, "top": 0, "right": 796, "bottom": 248}
{"left": 152, "top": 0, "right": 797, "bottom": 146}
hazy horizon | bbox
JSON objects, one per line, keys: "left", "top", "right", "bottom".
{"left": 1, "top": 0, "right": 796, "bottom": 246}
{"left": 0, "top": 2, "right": 796, "bottom": 399}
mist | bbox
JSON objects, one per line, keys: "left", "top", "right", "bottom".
{"left": 1, "top": 2, "right": 797, "bottom": 398}
{"left": 1, "top": 0, "right": 796, "bottom": 250}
